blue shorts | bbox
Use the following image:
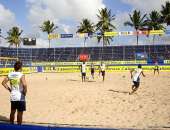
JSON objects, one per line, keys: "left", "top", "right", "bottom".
{"left": 11, "top": 101, "right": 26, "bottom": 112}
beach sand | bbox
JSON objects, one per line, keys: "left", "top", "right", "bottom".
{"left": 0, "top": 72, "right": 170, "bottom": 129}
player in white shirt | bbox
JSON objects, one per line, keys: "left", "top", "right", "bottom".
{"left": 2, "top": 61, "right": 27, "bottom": 125}
{"left": 100, "top": 62, "right": 106, "bottom": 81}
{"left": 129, "top": 64, "right": 145, "bottom": 95}
{"left": 81, "top": 62, "right": 86, "bottom": 82}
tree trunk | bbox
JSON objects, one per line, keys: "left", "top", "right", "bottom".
{"left": 102, "top": 35, "right": 105, "bottom": 61}
{"left": 48, "top": 39, "right": 51, "bottom": 48}
{"left": 16, "top": 44, "right": 19, "bottom": 60}
{"left": 84, "top": 37, "right": 87, "bottom": 48}
{"left": 136, "top": 30, "right": 139, "bottom": 46}
{"left": 153, "top": 35, "right": 156, "bottom": 53}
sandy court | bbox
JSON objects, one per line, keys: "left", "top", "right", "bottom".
{"left": 0, "top": 71, "right": 170, "bottom": 129}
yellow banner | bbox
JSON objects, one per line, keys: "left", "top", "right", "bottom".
{"left": 37, "top": 65, "right": 170, "bottom": 73}
{"left": 32, "top": 60, "right": 147, "bottom": 66}
{"left": 48, "top": 34, "right": 60, "bottom": 40}
{"left": 0, "top": 68, "right": 31, "bottom": 76}
{"left": 149, "top": 30, "right": 164, "bottom": 35}
{"left": 107, "top": 66, "right": 170, "bottom": 72}
{"left": 104, "top": 32, "right": 118, "bottom": 36}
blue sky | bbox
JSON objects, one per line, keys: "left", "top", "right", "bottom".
{"left": 0, "top": 0, "right": 169, "bottom": 48}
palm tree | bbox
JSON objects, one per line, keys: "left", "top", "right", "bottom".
{"left": 147, "top": 10, "right": 165, "bottom": 44}
{"left": 160, "top": 1, "right": 170, "bottom": 25}
{"left": 77, "top": 18, "right": 94, "bottom": 47}
{"left": 6, "top": 26, "right": 23, "bottom": 58}
{"left": 96, "top": 8, "right": 116, "bottom": 46}
{"left": 124, "top": 10, "right": 147, "bottom": 45}
{"left": 146, "top": 11, "right": 165, "bottom": 56}
{"left": 40, "top": 20, "right": 58, "bottom": 48}
{"left": 96, "top": 8, "right": 116, "bottom": 60}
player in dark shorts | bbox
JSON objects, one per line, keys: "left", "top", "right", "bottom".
{"left": 101, "top": 70, "right": 105, "bottom": 81}
{"left": 100, "top": 62, "right": 106, "bottom": 81}
{"left": 154, "top": 61, "right": 159, "bottom": 75}
{"left": 129, "top": 64, "right": 145, "bottom": 95}
{"left": 91, "top": 63, "right": 95, "bottom": 79}
{"left": 81, "top": 62, "right": 86, "bottom": 82}
{"left": 2, "top": 61, "right": 27, "bottom": 125}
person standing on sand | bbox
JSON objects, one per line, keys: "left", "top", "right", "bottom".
{"left": 2, "top": 61, "right": 27, "bottom": 125}
{"left": 81, "top": 62, "right": 86, "bottom": 82}
{"left": 100, "top": 62, "right": 106, "bottom": 81}
{"left": 129, "top": 64, "right": 145, "bottom": 95}
{"left": 90, "top": 63, "right": 95, "bottom": 79}
{"left": 98, "top": 64, "right": 101, "bottom": 77}
{"left": 154, "top": 61, "right": 159, "bottom": 75}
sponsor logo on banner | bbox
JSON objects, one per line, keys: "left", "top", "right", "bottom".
{"left": 60, "top": 34, "right": 73, "bottom": 38}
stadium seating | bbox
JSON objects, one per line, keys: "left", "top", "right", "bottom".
{"left": 0, "top": 45, "right": 170, "bottom": 67}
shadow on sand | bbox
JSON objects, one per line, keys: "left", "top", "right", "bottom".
{"left": 67, "top": 79, "right": 79, "bottom": 82}
{"left": 108, "top": 89, "right": 129, "bottom": 94}
{"left": 0, "top": 115, "right": 9, "bottom": 123}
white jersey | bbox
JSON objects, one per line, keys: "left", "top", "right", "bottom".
{"left": 100, "top": 64, "right": 106, "bottom": 71}
{"left": 133, "top": 68, "right": 142, "bottom": 82}
{"left": 81, "top": 64, "right": 86, "bottom": 73}
{"left": 8, "top": 72, "right": 25, "bottom": 101}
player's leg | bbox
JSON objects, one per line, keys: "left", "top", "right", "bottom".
{"left": 17, "top": 111, "right": 23, "bottom": 125}
{"left": 81, "top": 73, "right": 83, "bottom": 82}
{"left": 130, "top": 82, "right": 139, "bottom": 95}
{"left": 91, "top": 70, "right": 94, "bottom": 79}
{"left": 17, "top": 101, "right": 26, "bottom": 125}
{"left": 93, "top": 72, "right": 94, "bottom": 79}
{"left": 102, "top": 71, "right": 105, "bottom": 81}
{"left": 10, "top": 102, "right": 17, "bottom": 124}
{"left": 83, "top": 73, "right": 86, "bottom": 82}
{"left": 10, "top": 109, "right": 16, "bottom": 124}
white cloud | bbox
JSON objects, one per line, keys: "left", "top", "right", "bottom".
{"left": 26, "top": 0, "right": 105, "bottom": 26}
{"left": 113, "top": 12, "right": 130, "bottom": 30}
{"left": 0, "top": 37, "right": 9, "bottom": 47}
{"left": 33, "top": 38, "right": 49, "bottom": 48}
{"left": 0, "top": 3, "right": 16, "bottom": 29}
{"left": 25, "top": 0, "right": 105, "bottom": 47}
{"left": 121, "top": 0, "right": 166, "bottom": 13}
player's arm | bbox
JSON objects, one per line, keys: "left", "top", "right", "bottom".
{"left": 21, "top": 75, "right": 27, "bottom": 96}
{"left": 130, "top": 69, "right": 134, "bottom": 79}
{"left": 141, "top": 71, "right": 146, "bottom": 77}
{"left": 2, "top": 76, "right": 11, "bottom": 92}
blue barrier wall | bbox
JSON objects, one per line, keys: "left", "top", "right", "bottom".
{"left": 0, "top": 123, "right": 121, "bottom": 130}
